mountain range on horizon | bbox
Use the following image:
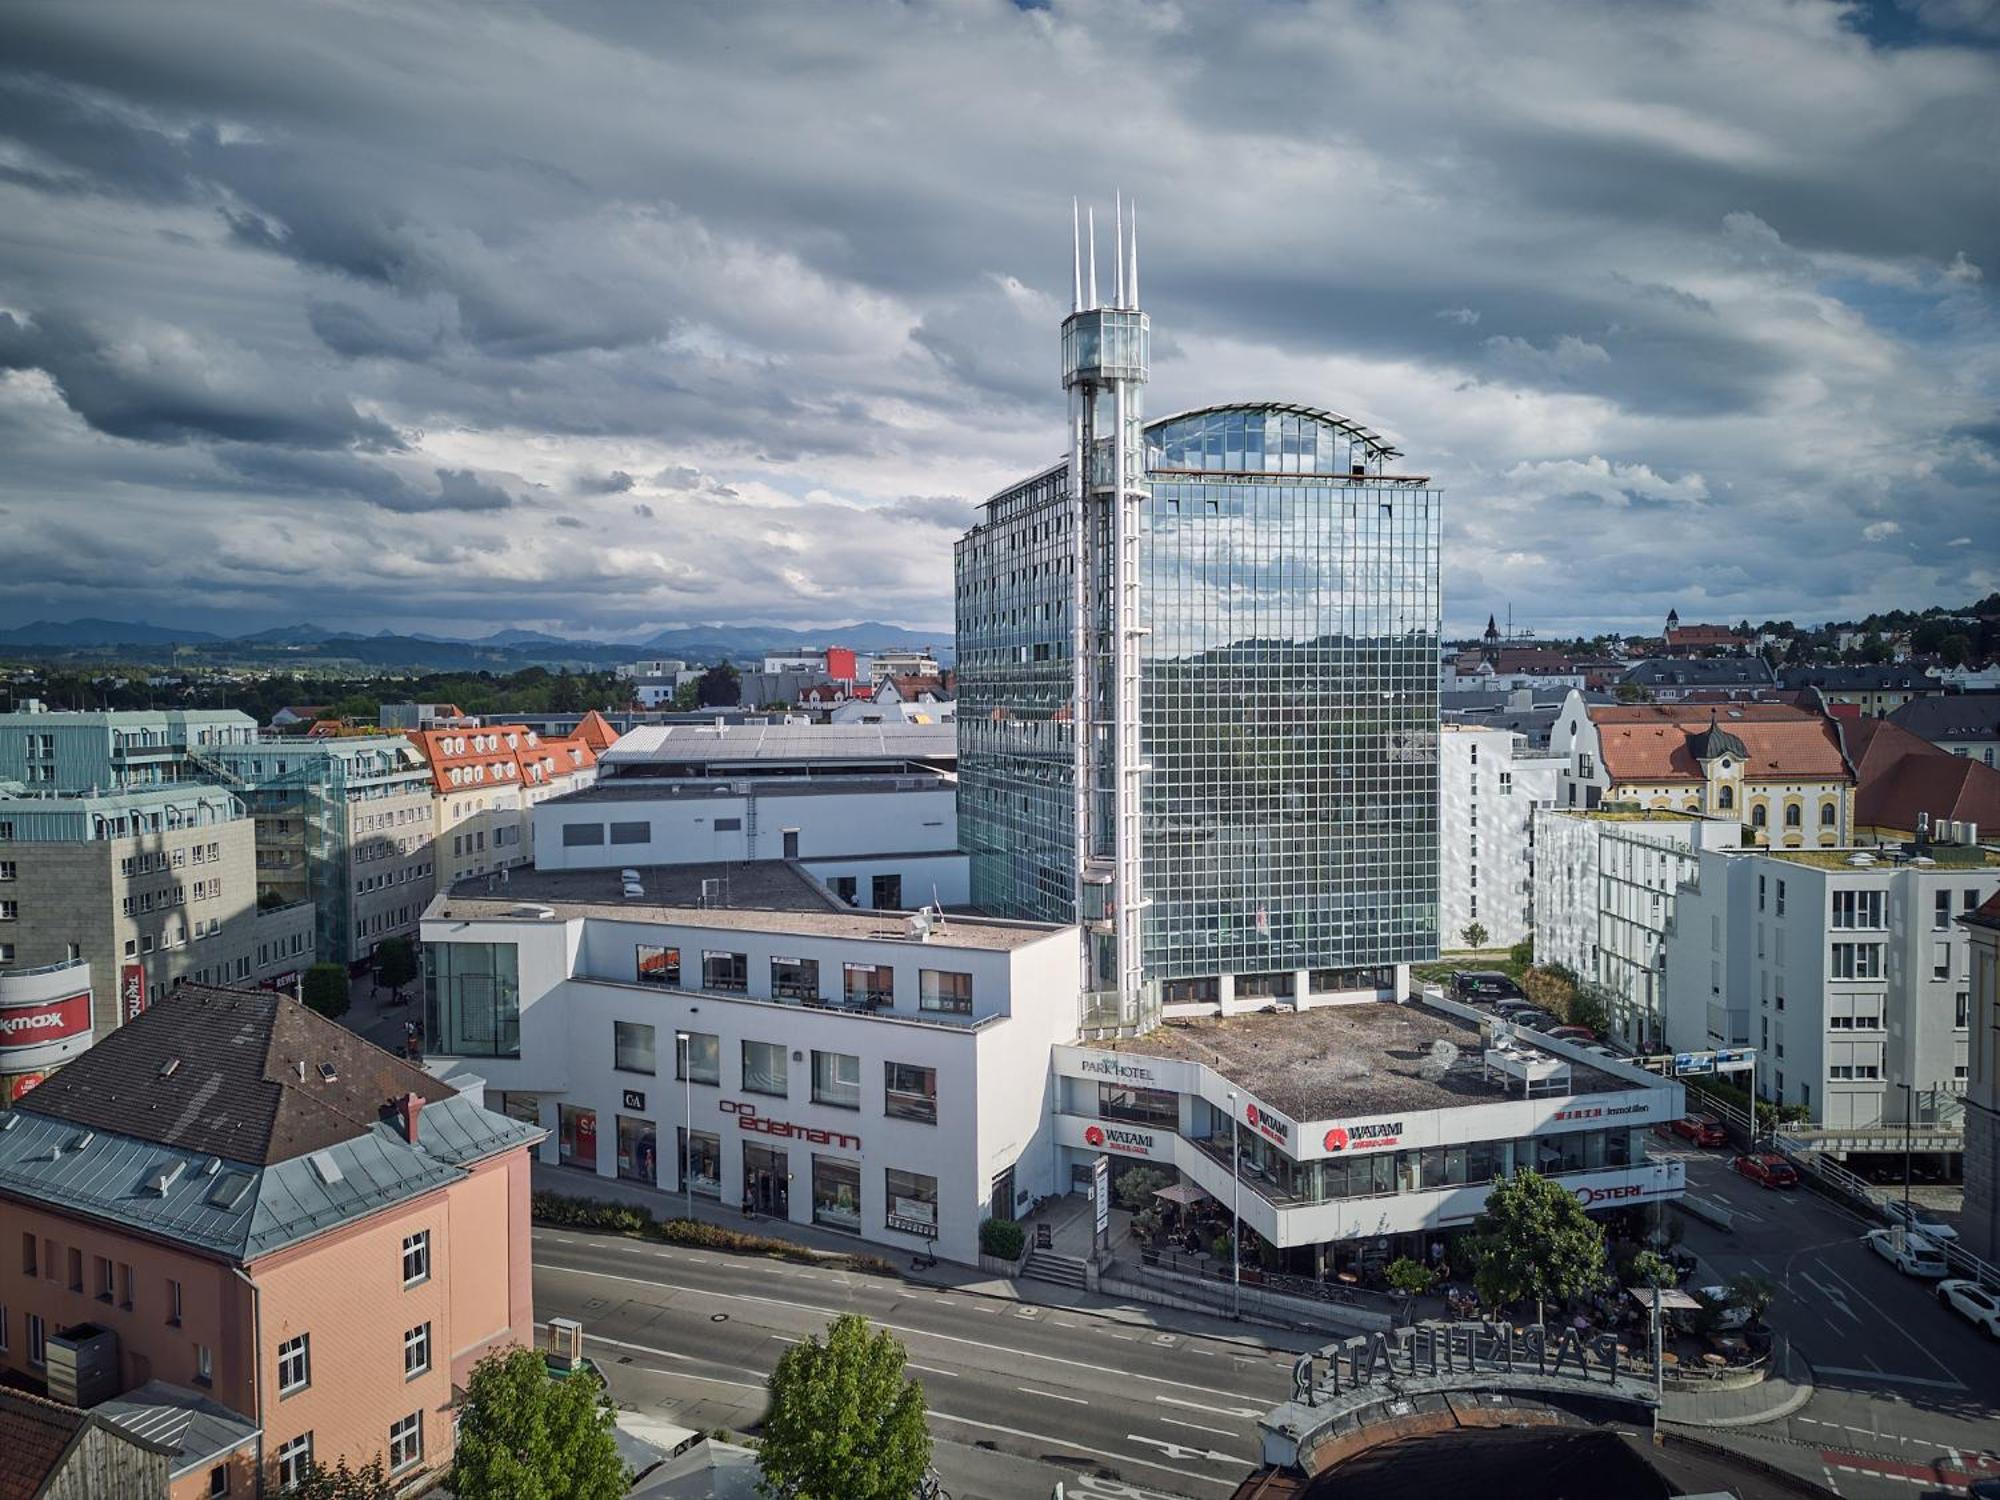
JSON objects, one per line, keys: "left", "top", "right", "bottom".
{"left": 0, "top": 616, "right": 951, "bottom": 651}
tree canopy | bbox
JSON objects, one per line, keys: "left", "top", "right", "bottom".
{"left": 453, "top": 1345, "right": 627, "bottom": 1500}
{"left": 758, "top": 1314, "right": 931, "bottom": 1500}
{"left": 1465, "top": 1168, "right": 1607, "bottom": 1324}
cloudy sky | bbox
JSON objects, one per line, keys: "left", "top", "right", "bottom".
{"left": 1, "top": 0, "right": 1995, "bottom": 642}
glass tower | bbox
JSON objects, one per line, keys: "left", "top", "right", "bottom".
{"left": 956, "top": 220, "right": 1440, "bottom": 1030}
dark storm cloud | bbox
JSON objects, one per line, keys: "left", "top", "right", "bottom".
{"left": 0, "top": 0, "right": 1995, "bottom": 637}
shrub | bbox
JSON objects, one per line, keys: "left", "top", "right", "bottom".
{"left": 1113, "top": 1165, "right": 1172, "bottom": 1212}
{"left": 979, "top": 1218, "right": 1025, "bottom": 1260}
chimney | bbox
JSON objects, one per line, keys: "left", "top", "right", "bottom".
{"left": 397, "top": 1092, "right": 425, "bottom": 1146}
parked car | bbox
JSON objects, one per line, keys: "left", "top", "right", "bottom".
{"left": 1453, "top": 970, "right": 1525, "bottom": 1004}
{"left": 1547, "top": 1025, "right": 1599, "bottom": 1043}
{"left": 1867, "top": 1227, "right": 1951, "bottom": 1279}
{"left": 1492, "top": 998, "right": 1539, "bottom": 1019}
{"left": 1666, "top": 1114, "right": 1728, "bottom": 1147}
{"left": 1936, "top": 1279, "right": 2000, "bottom": 1338}
{"left": 1880, "top": 1199, "right": 1960, "bottom": 1243}
{"left": 1732, "top": 1153, "right": 1799, "bottom": 1189}
{"left": 1509, "top": 1009, "right": 1562, "bottom": 1031}
{"left": 1585, "top": 1044, "right": 1624, "bottom": 1059}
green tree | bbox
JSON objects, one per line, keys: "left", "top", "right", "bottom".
{"left": 1725, "top": 1272, "right": 1778, "bottom": 1327}
{"left": 1507, "top": 939, "right": 1534, "bottom": 977}
{"left": 759, "top": 1314, "right": 930, "bottom": 1500}
{"left": 1939, "top": 633, "right": 1972, "bottom": 667}
{"left": 1464, "top": 1168, "right": 1607, "bottom": 1327}
{"left": 293, "top": 1459, "right": 395, "bottom": 1500}
{"left": 1626, "top": 1249, "right": 1674, "bottom": 1289}
{"left": 1385, "top": 1256, "right": 1434, "bottom": 1324}
{"left": 1113, "top": 1165, "right": 1172, "bottom": 1212}
{"left": 697, "top": 661, "right": 742, "bottom": 708}
{"left": 454, "top": 1345, "right": 627, "bottom": 1500}
{"left": 374, "top": 936, "right": 419, "bottom": 997}
{"left": 301, "top": 963, "right": 350, "bottom": 1019}
{"left": 1460, "top": 922, "right": 1489, "bottom": 951}
{"left": 550, "top": 670, "right": 584, "bottom": 714}
{"left": 671, "top": 680, "right": 701, "bottom": 711}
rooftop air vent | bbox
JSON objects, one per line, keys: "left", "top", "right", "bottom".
{"left": 150, "top": 1160, "right": 186, "bottom": 1196}
{"left": 317, "top": 1062, "right": 338, "bottom": 1084}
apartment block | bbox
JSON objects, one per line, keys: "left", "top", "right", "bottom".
{"left": 1438, "top": 724, "right": 1562, "bottom": 950}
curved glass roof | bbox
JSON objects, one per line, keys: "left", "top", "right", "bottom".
{"left": 1146, "top": 401, "right": 1404, "bottom": 466}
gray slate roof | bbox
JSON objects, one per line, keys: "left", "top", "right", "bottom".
{"left": 1623, "top": 658, "right": 1775, "bottom": 687}
{"left": 92, "top": 1382, "right": 259, "bottom": 1478}
{"left": 1889, "top": 691, "right": 2000, "bottom": 744}
{"left": 0, "top": 1083, "right": 540, "bottom": 1262}
{"left": 1777, "top": 666, "right": 1936, "bottom": 691}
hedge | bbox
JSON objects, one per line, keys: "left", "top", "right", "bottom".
{"left": 979, "top": 1217, "right": 1025, "bottom": 1260}
{"left": 532, "top": 1191, "right": 905, "bottom": 1272}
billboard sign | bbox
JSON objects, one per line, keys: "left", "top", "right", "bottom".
{"left": 0, "top": 991, "right": 92, "bottom": 1051}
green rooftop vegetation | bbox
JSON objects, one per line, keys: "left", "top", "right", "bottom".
{"left": 1766, "top": 845, "right": 2000, "bottom": 869}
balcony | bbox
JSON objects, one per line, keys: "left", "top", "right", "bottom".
{"left": 573, "top": 974, "right": 993, "bottom": 1033}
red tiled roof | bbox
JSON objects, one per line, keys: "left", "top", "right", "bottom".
{"left": 406, "top": 722, "right": 590, "bottom": 794}
{"left": 571, "top": 710, "right": 621, "bottom": 753}
{"left": 1964, "top": 891, "right": 2000, "bottom": 930}
{"left": 1590, "top": 705, "right": 1849, "bottom": 783}
{"left": 1844, "top": 718, "right": 2000, "bottom": 834}
{"left": 0, "top": 1389, "right": 87, "bottom": 1500}
{"left": 1666, "top": 624, "right": 1745, "bottom": 647}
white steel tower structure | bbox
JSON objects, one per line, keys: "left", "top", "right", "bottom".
{"left": 1063, "top": 197, "right": 1151, "bottom": 1031}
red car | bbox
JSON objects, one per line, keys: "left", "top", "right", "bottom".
{"left": 1668, "top": 1114, "right": 1728, "bottom": 1147}
{"left": 1733, "top": 1153, "right": 1799, "bottom": 1189}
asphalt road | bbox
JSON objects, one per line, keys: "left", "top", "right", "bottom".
{"left": 1665, "top": 1145, "right": 2000, "bottom": 1498}
{"left": 532, "top": 1227, "right": 1297, "bottom": 1500}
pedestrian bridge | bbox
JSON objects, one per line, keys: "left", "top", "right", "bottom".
{"left": 1259, "top": 1320, "right": 1659, "bottom": 1476}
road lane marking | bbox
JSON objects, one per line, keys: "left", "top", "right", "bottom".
{"left": 1802, "top": 1273, "right": 1859, "bottom": 1324}
{"left": 1160, "top": 1417, "right": 1237, "bottom": 1438}
{"left": 1821, "top": 1263, "right": 1964, "bottom": 1384}
{"left": 1156, "top": 1396, "right": 1265, "bottom": 1420}
{"left": 907, "top": 1364, "right": 959, "bottom": 1378}
{"left": 924, "top": 1411, "right": 1236, "bottom": 1490}
{"left": 1124, "top": 1434, "right": 1251, "bottom": 1466}
{"left": 1815, "top": 1366, "right": 1969, "bottom": 1392}
{"left": 535, "top": 1260, "right": 1272, "bottom": 1403}
{"left": 1020, "top": 1387, "right": 1088, "bottom": 1405}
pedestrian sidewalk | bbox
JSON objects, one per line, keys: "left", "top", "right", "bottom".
{"left": 1659, "top": 1337, "right": 1815, "bottom": 1429}
{"left": 530, "top": 1163, "right": 1322, "bottom": 1355}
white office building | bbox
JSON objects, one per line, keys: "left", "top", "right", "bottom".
{"left": 1535, "top": 809, "right": 1741, "bottom": 1052}
{"left": 1438, "top": 725, "right": 1563, "bottom": 950}
{"left": 1663, "top": 846, "right": 1999, "bottom": 1127}
{"left": 422, "top": 862, "right": 1077, "bottom": 1263}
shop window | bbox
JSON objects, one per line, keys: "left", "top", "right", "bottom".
{"left": 558, "top": 1105, "right": 598, "bottom": 1170}
{"left": 616, "top": 1116, "right": 658, "bottom": 1185}
{"left": 812, "top": 1155, "right": 862, "bottom": 1234}
{"left": 677, "top": 1128, "right": 721, "bottom": 1198}
{"left": 885, "top": 1168, "right": 938, "bottom": 1239}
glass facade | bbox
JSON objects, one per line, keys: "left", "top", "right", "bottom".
{"left": 424, "top": 941, "right": 520, "bottom": 1056}
{"left": 957, "top": 403, "right": 1440, "bottom": 993}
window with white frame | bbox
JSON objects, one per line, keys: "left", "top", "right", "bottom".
{"left": 1830, "top": 942, "right": 1882, "bottom": 980}
{"left": 277, "top": 1332, "right": 310, "bottom": 1394}
{"left": 388, "top": 1412, "right": 423, "bottom": 1473}
{"left": 401, "top": 1230, "right": 430, "bottom": 1286}
{"left": 404, "top": 1321, "right": 430, "bottom": 1378}
{"left": 276, "top": 1434, "right": 313, "bottom": 1490}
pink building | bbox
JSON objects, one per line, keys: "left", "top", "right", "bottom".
{"left": 0, "top": 985, "right": 542, "bottom": 1494}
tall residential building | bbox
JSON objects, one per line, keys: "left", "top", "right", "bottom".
{"left": 199, "top": 737, "right": 436, "bottom": 967}
{"left": 406, "top": 723, "right": 598, "bottom": 890}
{"left": 1534, "top": 808, "right": 1742, "bottom": 1051}
{"left": 0, "top": 985, "right": 542, "bottom": 1491}
{"left": 1437, "top": 725, "right": 1563, "bottom": 950}
{"left": 956, "top": 209, "right": 1440, "bottom": 1029}
{"left": 1961, "top": 892, "right": 1999, "bottom": 1263}
{"left": 1663, "top": 845, "right": 1997, "bottom": 1128}
{"left": 0, "top": 784, "right": 316, "bottom": 1077}
{"left": 0, "top": 708, "right": 257, "bottom": 790}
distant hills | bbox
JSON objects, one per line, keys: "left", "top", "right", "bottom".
{"left": 0, "top": 617, "right": 953, "bottom": 672}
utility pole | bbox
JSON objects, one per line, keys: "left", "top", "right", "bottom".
{"left": 1897, "top": 1080, "right": 1914, "bottom": 1222}
{"left": 679, "top": 1031, "right": 695, "bottom": 1222}
{"left": 1226, "top": 1090, "right": 1242, "bottom": 1319}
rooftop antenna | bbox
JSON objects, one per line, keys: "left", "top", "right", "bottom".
{"left": 1086, "top": 205, "right": 1098, "bottom": 309}
{"left": 1114, "top": 190, "right": 1124, "bottom": 307}
{"left": 1071, "top": 198, "right": 1082, "bottom": 313}
{"left": 1128, "top": 199, "right": 1138, "bottom": 305}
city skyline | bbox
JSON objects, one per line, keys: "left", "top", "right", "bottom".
{"left": 1, "top": 1, "right": 1994, "bottom": 643}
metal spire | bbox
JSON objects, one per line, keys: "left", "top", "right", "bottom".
{"left": 1071, "top": 197, "right": 1082, "bottom": 313}
{"left": 1086, "top": 206, "right": 1098, "bottom": 309}
{"left": 1114, "top": 191, "right": 1124, "bottom": 307}
{"left": 1128, "top": 199, "right": 1139, "bottom": 306}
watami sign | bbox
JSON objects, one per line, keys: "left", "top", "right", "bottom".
{"left": 0, "top": 992, "right": 91, "bottom": 1051}
{"left": 1322, "top": 1120, "right": 1405, "bottom": 1153}
{"left": 1083, "top": 1122, "right": 1161, "bottom": 1158}
{"left": 1243, "top": 1101, "right": 1292, "bottom": 1146}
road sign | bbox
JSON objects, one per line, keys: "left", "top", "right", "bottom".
{"left": 1713, "top": 1048, "right": 1755, "bottom": 1074}
{"left": 1093, "top": 1153, "right": 1110, "bottom": 1237}
{"left": 1673, "top": 1052, "right": 1716, "bottom": 1077}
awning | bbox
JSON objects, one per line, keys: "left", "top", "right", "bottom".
{"left": 1629, "top": 1286, "right": 1703, "bottom": 1311}
{"left": 1154, "top": 1182, "right": 1208, "bottom": 1206}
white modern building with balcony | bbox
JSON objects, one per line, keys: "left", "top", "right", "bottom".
{"left": 421, "top": 862, "right": 1077, "bottom": 1263}
{"left": 1438, "top": 724, "right": 1563, "bottom": 949}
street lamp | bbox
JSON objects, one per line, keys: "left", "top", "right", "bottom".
{"left": 678, "top": 1031, "right": 694, "bottom": 1223}
{"left": 1897, "top": 1080, "right": 1914, "bottom": 1224}
{"left": 1225, "top": 1090, "right": 1241, "bottom": 1319}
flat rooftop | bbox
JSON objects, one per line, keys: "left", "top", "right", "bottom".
{"left": 545, "top": 772, "right": 952, "bottom": 805}
{"left": 1107, "top": 999, "right": 1631, "bottom": 1119}
{"left": 431, "top": 860, "right": 1063, "bottom": 952}
{"left": 602, "top": 722, "right": 956, "bottom": 768}
{"left": 1764, "top": 844, "right": 2000, "bottom": 869}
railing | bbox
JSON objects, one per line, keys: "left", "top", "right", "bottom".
{"left": 1133, "top": 1245, "right": 1401, "bottom": 1316}
{"left": 0, "top": 956, "right": 88, "bottom": 979}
